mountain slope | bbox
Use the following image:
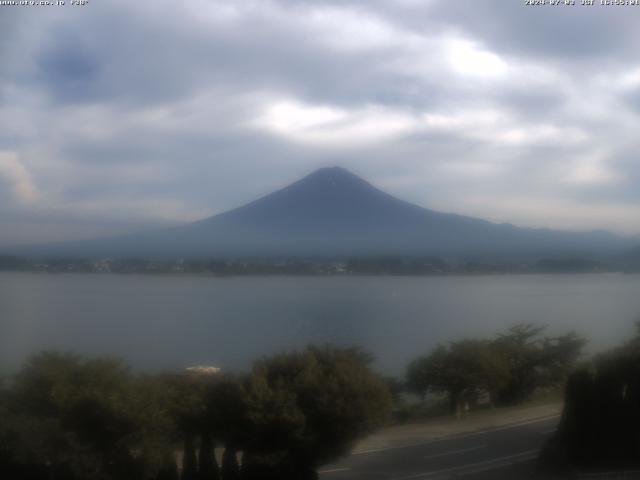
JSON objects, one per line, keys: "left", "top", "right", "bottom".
{"left": 11, "top": 167, "right": 633, "bottom": 258}
{"left": 621, "top": 245, "right": 640, "bottom": 270}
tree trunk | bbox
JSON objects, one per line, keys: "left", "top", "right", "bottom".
{"left": 181, "top": 433, "right": 198, "bottom": 480}
{"left": 221, "top": 445, "right": 241, "bottom": 480}
{"left": 157, "top": 453, "right": 180, "bottom": 480}
{"left": 198, "top": 432, "right": 220, "bottom": 480}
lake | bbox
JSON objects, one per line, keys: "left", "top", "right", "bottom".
{"left": 1, "top": 272, "right": 639, "bottom": 376}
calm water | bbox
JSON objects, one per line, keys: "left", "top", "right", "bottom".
{"left": 1, "top": 272, "right": 639, "bottom": 376}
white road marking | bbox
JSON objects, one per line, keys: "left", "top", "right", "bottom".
{"left": 423, "top": 444, "right": 487, "bottom": 460}
{"left": 395, "top": 449, "right": 539, "bottom": 479}
{"left": 319, "top": 467, "right": 351, "bottom": 474}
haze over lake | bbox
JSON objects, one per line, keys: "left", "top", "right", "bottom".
{"left": 1, "top": 272, "right": 639, "bottom": 376}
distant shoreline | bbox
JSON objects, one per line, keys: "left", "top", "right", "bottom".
{"left": 1, "top": 253, "right": 638, "bottom": 276}
{"left": 1, "top": 269, "right": 636, "bottom": 277}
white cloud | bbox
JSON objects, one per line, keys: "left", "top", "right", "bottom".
{"left": 566, "top": 152, "right": 623, "bottom": 186}
{"left": 611, "top": 65, "right": 640, "bottom": 90}
{"left": 253, "top": 99, "right": 416, "bottom": 145}
{"left": 253, "top": 98, "right": 588, "bottom": 150}
{"left": 0, "top": 152, "right": 39, "bottom": 205}
{"left": 446, "top": 38, "right": 508, "bottom": 78}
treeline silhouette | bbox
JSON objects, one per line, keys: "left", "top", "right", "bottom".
{"left": 541, "top": 324, "right": 640, "bottom": 474}
{"left": 0, "top": 254, "right": 622, "bottom": 275}
{"left": 0, "top": 346, "right": 391, "bottom": 480}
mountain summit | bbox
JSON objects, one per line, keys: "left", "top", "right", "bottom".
{"left": 13, "top": 167, "right": 631, "bottom": 258}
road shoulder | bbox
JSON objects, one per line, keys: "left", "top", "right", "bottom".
{"left": 353, "top": 403, "right": 562, "bottom": 455}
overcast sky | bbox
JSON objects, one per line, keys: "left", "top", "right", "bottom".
{"left": 1, "top": 0, "right": 640, "bottom": 246}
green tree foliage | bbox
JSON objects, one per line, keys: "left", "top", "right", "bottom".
{"left": 0, "top": 352, "right": 181, "bottom": 480}
{"left": 493, "top": 324, "right": 585, "bottom": 405}
{"left": 405, "top": 346, "right": 447, "bottom": 401}
{"left": 7, "top": 352, "right": 140, "bottom": 479}
{"left": 406, "top": 325, "right": 585, "bottom": 412}
{"left": 406, "top": 341, "right": 509, "bottom": 413}
{"left": 0, "top": 347, "right": 392, "bottom": 480}
{"left": 542, "top": 324, "right": 640, "bottom": 471}
{"left": 241, "top": 346, "right": 391, "bottom": 479}
{"left": 202, "top": 376, "right": 248, "bottom": 448}
{"left": 443, "top": 340, "right": 510, "bottom": 412}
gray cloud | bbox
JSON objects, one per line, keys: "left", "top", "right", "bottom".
{"left": 1, "top": 0, "right": 640, "bottom": 246}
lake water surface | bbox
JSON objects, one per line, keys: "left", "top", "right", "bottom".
{"left": 1, "top": 272, "right": 639, "bottom": 375}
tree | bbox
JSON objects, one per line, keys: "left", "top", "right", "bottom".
{"left": 181, "top": 434, "right": 197, "bottom": 480}
{"left": 198, "top": 432, "right": 219, "bottom": 480}
{"left": 541, "top": 324, "right": 640, "bottom": 472}
{"left": 220, "top": 447, "right": 240, "bottom": 480}
{"left": 409, "top": 341, "right": 509, "bottom": 414}
{"left": 8, "top": 352, "right": 140, "bottom": 479}
{"left": 405, "top": 345, "right": 448, "bottom": 401}
{"left": 1, "top": 352, "right": 182, "bottom": 480}
{"left": 446, "top": 339, "right": 510, "bottom": 412}
{"left": 128, "top": 375, "right": 186, "bottom": 479}
{"left": 204, "top": 378, "right": 246, "bottom": 480}
{"left": 241, "top": 346, "right": 391, "bottom": 479}
{"left": 493, "top": 324, "right": 585, "bottom": 405}
{"left": 157, "top": 453, "right": 180, "bottom": 480}
{"left": 166, "top": 371, "right": 213, "bottom": 480}
{"left": 202, "top": 376, "right": 248, "bottom": 449}
{"left": 405, "top": 325, "right": 584, "bottom": 414}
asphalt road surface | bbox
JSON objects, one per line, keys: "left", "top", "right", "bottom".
{"left": 319, "top": 416, "right": 559, "bottom": 480}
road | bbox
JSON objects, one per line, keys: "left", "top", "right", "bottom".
{"left": 319, "top": 415, "right": 559, "bottom": 480}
